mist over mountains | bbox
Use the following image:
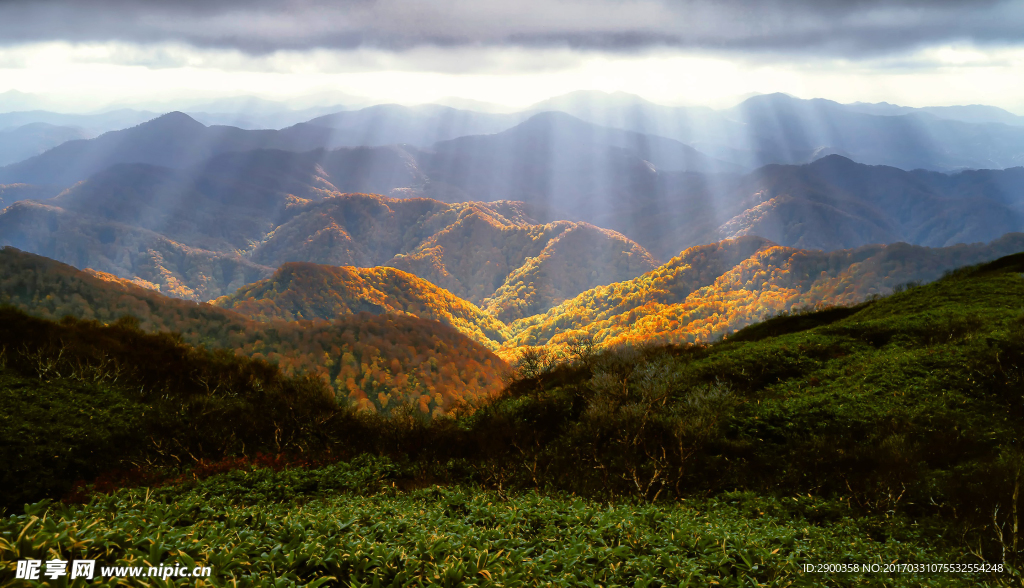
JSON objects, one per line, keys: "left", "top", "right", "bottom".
{"left": 1, "top": 90, "right": 1023, "bottom": 333}
{"left": 532, "top": 91, "right": 1024, "bottom": 171}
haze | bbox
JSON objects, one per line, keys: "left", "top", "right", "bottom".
{"left": 1, "top": 0, "right": 1023, "bottom": 113}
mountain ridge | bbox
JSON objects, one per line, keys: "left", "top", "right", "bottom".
{"left": 506, "top": 232, "right": 1024, "bottom": 350}
{"left": 214, "top": 262, "right": 511, "bottom": 350}
{"left": 0, "top": 246, "right": 507, "bottom": 414}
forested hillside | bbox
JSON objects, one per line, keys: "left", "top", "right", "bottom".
{"left": 0, "top": 247, "right": 506, "bottom": 414}
{"left": 0, "top": 189, "right": 656, "bottom": 309}
{"left": 0, "top": 183, "right": 61, "bottom": 208}
{"left": 508, "top": 232, "right": 1024, "bottom": 350}
{"left": 215, "top": 262, "right": 511, "bottom": 350}
{"left": 5, "top": 248, "right": 1024, "bottom": 581}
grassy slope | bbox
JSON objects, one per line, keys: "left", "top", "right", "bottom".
{"left": 464, "top": 254, "right": 1024, "bottom": 568}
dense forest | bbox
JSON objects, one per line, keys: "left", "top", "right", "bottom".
{"left": 5, "top": 229, "right": 1024, "bottom": 413}
{"left": 0, "top": 247, "right": 506, "bottom": 414}
{"left": 507, "top": 232, "right": 1024, "bottom": 350}
{"left": 214, "top": 262, "right": 510, "bottom": 350}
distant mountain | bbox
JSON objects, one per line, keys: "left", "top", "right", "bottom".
{"left": 186, "top": 104, "right": 349, "bottom": 130}
{"left": 1, "top": 181, "right": 657, "bottom": 311}
{"left": 0, "top": 106, "right": 533, "bottom": 187}
{"left": 0, "top": 199, "right": 274, "bottom": 300}
{"left": 381, "top": 108, "right": 1022, "bottom": 256}
{"left": 0, "top": 246, "right": 507, "bottom": 414}
{"left": 6, "top": 142, "right": 1024, "bottom": 288}
{"left": 0, "top": 112, "right": 350, "bottom": 186}
{"left": 430, "top": 97, "right": 520, "bottom": 114}
{"left": 0, "top": 109, "right": 159, "bottom": 136}
{"left": 214, "top": 263, "right": 511, "bottom": 350}
{"left": 305, "top": 103, "right": 528, "bottom": 147}
{"left": 526, "top": 91, "right": 746, "bottom": 154}
{"left": 0, "top": 123, "right": 90, "bottom": 167}
{"left": 0, "top": 90, "right": 74, "bottom": 113}
{"left": 721, "top": 93, "right": 1024, "bottom": 171}
{"left": 845, "top": 102, "right": 1024, "bottom": 126}
{"left": 414, "top": 111, "right": 738, "bottom": 241}
{"left": 429, "top": 110, "right": 734, "bottom": 176}
{"left": 529, "top": 90, "right": 1024, "bottom": 171}
{"left": 44, "top": 147, "right": 423, "bottom": 252}
{"left": 250, "top": 193, "right": 658, "bottom": 318}
{"left": 507, "top": 232, "right": 1024, "bottom": 350}
{"left": 712, "top": 155, "right": 1024, "bottom": 250}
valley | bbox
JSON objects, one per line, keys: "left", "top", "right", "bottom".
{"left": 2, "top": 89, "right": 1024, "bottom": 585}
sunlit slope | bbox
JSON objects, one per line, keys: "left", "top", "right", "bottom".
{"left": 214, "top": 263, "right": 510, "bottom": 350}
{"left": 508, "top": 232, "right": 1024, "bottom": 349}
{"left": 477, "top": 220, "right": 657, "bottom": 322}
{"left": 1, "top": 183, "right": 655, "bottom": 306}
{"left": 249, "top": 194, "right": 532, "bottom": 268}
{"left": 391, "top": 214, "right": 657, "bottom": 321}
{"left": 0, "top": 183, "right": 62, "bottom": 208}
{"left": 483, "top": 249, "right": 1024, "bottom": 563}
{"left": 0, "top": 247, "right": 506, "bottom": 414}
{"left": 257, "top": 193, "right": 657, "bottom": 315}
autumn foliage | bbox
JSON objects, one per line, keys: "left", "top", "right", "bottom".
{"left": 214, "top": 262, "right": 510, "bottom": 350}
{"left": 506, "top": 232, "right": 1024, "bottom": 351}
{"left": 0, "top": 247, "right": 506, "bottom": 414}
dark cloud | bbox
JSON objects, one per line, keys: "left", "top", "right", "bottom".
{"left": 0, "top": 0, "right": 1020, "bottom": 56}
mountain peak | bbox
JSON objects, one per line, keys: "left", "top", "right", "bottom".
{"left": 809, "top": 153, "right": 858, "bottom": 166}
{"left": 140, "top": 111, "right": 205, "bottom": 130}
{"left": 742, "top": 92, "right": 798, "bottom": 104}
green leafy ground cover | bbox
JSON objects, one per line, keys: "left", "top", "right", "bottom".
{"left": 3, "top": 254, "right": 1024, "bottom": 585}
{"left": 0, "top": 458, "right": 1000, "bottom": 587}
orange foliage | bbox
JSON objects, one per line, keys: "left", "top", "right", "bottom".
{"left": 505, "top": 233, "right": 1024, "bottom": 350}
{"left": 213, "top": 262, "right": 509, "bottom": 350}
{"left": 0, "top": 247, "right": 507, "bottom": 414}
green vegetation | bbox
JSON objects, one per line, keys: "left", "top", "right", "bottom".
{"left": 4, "top": 251, "right": 1024, "bottom": 584}
{"left": 481, "top": 253, "right": 1024, "bottom": 566}
{"left": 0, "top": 308, "right": 336, "bottom": 511}
{"left": 0, "top": 459, "right": 998, "bottom": 586}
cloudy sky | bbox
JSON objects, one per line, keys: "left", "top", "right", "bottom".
{"left": 1, "top": 0, "right": 1023, "bottom": 112}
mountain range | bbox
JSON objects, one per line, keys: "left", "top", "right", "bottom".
{"left": 3, "top": 151, "right": 1024, "bottom": 300}
{"left": 532, "top": 91, "right": 1024, "bottom": 171}
{"left": 2, "top": 91, "right": 1024, "bottom": 378}
{"left": 504, "top": 232, "right": 1024, "bottom": 350}
{"left": 0, "top": 123, "right": 92, "bottom": 167}
{"left": 4, "top": 91, "right": 1024, "bottom": 189}
{"left": 4, "top": 106, "right": 1023, "bottom": 261}
{"left": 0, "top": 189, "right": 655, "bottom": 307}
{"left": 6, "top": 223, "right": 1024, "bottom": 374}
